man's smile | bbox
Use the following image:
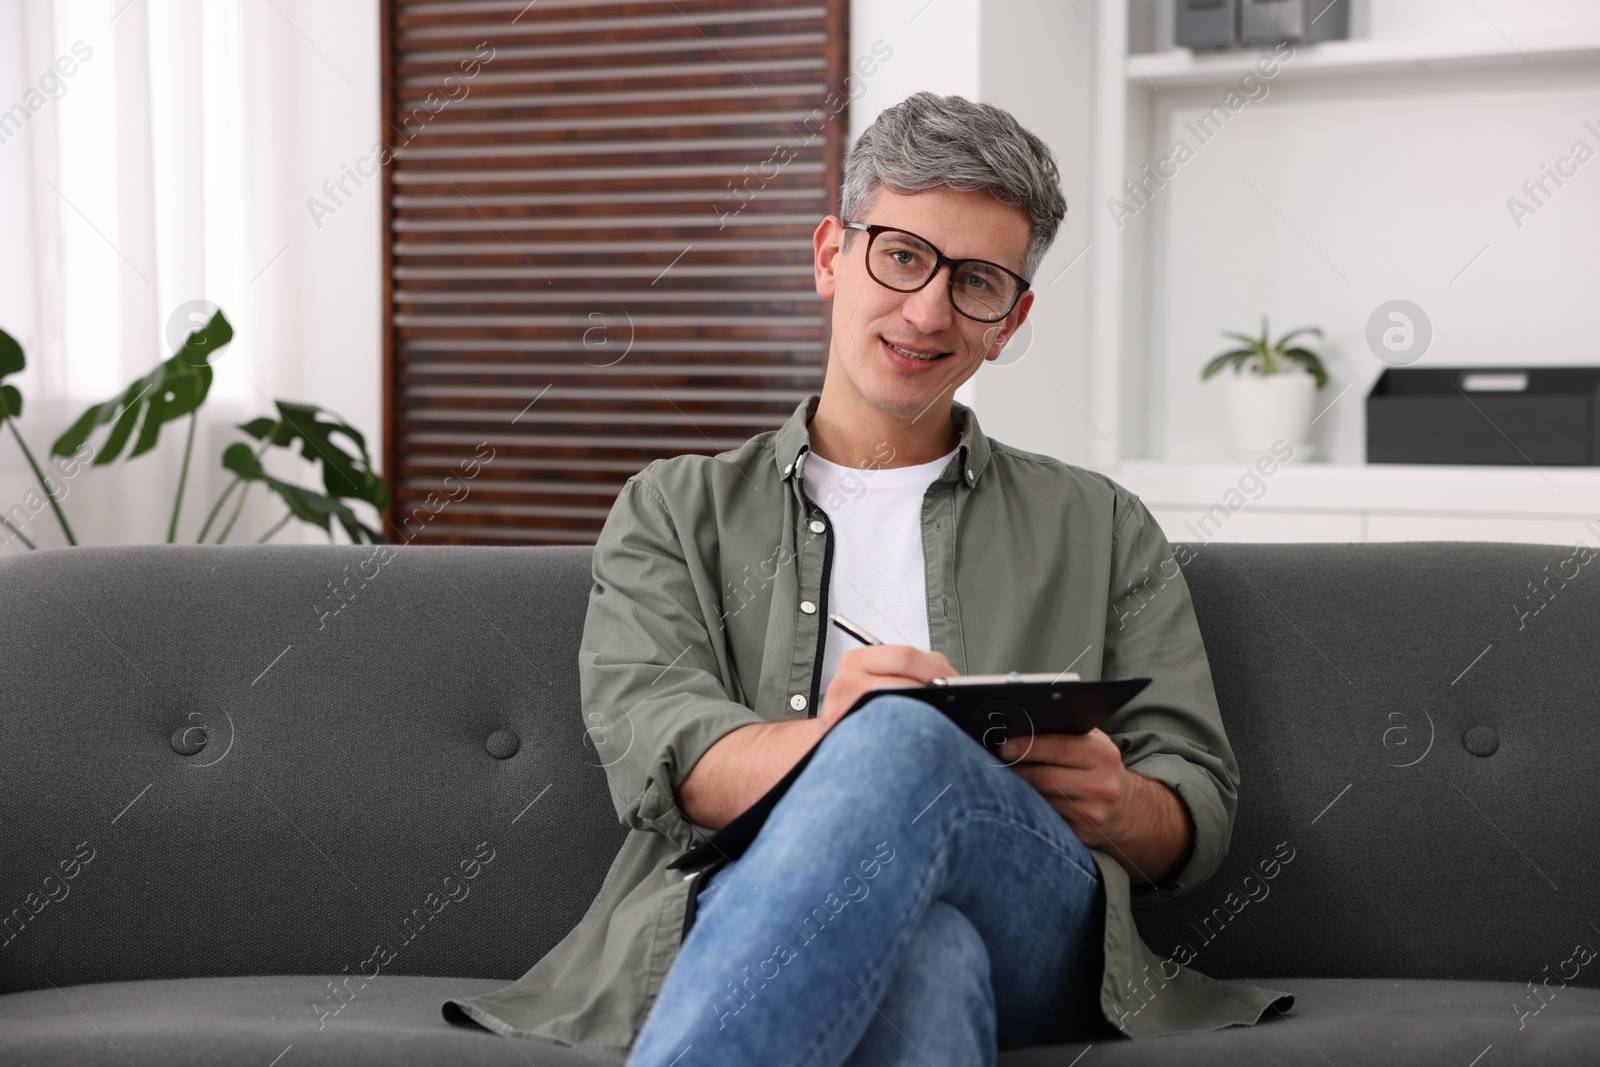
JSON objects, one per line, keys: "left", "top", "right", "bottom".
{"left": 881, "top": 336, "right": 954, "bottom": 367}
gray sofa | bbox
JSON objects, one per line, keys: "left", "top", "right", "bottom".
{"left": 2, "top": 542, "right": 1596, "bottom": 1065}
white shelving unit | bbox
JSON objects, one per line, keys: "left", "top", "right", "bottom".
{"left": 1097, "top": 459, "right": 1600, "bottom": 546}
{"left": 1081, "top": 0, "right": 1600, "bottom": 545}
{"left": 1125, "top": 29, "right": 1600, "bottom": 86}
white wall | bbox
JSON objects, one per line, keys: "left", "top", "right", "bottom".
{"left": 289, "top": 1, "right": 383, "bottom": 478}
{"left": 975, "top": 0, "right": 1096, "bottom": 465}
{"left": 1365, "top": 0, "right": 1600, "bottom": 39}
{"left": 848, "top": 0, "right": 980, "bottom": 137}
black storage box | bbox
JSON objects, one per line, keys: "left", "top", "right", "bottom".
{"left": 1175, "top": 0, "right": 1238, "bottom": 50}
{"left": 1367, "top": 367, "right": 1600, "bottom": 466}
{"left": 1178, "top": 0, "right": 1350, "bottom": 49}
{"left": 1305, "top": 0, "right": 1353, "bottom": 43}
{"left": 1237, "top": 0, "right": 1350, "bottom": 45}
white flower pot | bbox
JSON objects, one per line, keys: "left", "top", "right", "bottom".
{"left": 1222, "top": 371, "right": 1318, "bottom": 461}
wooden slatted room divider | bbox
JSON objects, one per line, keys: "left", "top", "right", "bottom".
{"left": 380, "top": 0, "right": 848, "bottom": 544}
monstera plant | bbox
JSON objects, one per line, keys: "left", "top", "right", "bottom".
{"left": 0, "top": 309, "right": 388, "bottom": 549}
{"left": 209, "top": 401, "right": 388, "bottom": 545}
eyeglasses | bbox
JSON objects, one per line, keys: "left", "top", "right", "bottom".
{"left": 841, "top": 221, "right": 1030, "bottom": 323}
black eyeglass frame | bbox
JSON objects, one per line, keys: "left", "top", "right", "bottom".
{"left": 841, "top": 221, "right": 1032, "bottom": 324}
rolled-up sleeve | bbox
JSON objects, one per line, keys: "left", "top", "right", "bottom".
{"left": 579, "top": 472, "right": 764, "bottom": 854}
{"left": 1100, "top": 487, "right": 1239, "bottom": 908}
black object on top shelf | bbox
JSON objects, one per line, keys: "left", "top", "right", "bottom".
{"left": 1367, "top": 367, "right": 1600, "bottom": 466}
{"left": 1175, "top": 0, "right": 1237, "bottom": 50}
{"left": 1175, "top": 0, "right": 1350, "bottom": 51}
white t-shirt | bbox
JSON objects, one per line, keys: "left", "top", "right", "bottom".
{"left": 802, "top": 445, "right": 959, "bottom": 697}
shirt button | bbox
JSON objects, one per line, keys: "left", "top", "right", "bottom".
{"left": 809, "top": 519, "right": 826, "bottom": 533}
{"left": 800, "top": 601, "right": 816, "bottom": 614}
{"left": 966, "top": 468, "right": 975, "bottom": 482}
{"left": 783, "top": 462, "right": 794, "bottom": 476}
{"left": 789, "top": 694, "right": 808, "bottom": 711}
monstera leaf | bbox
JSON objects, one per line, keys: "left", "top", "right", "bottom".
{"left": 239, "top": 400, "right": 389, "bottom": 512}
{"left": 52, "top": 310, "right": 233, "bottom": 463}
{"left": 221, "top": 443, "right": 384, "bottom": 544}
{"left": 0, "top": 327, "right": 23, "bottom": 421}
{"left": 0, "top": 326, "right": 76, "bottom": 546}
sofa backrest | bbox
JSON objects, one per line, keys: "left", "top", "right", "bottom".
{"left": 0, "top": 545, "right": 624, "bottom": 994}
{"left": 1, "top": 541, "right": 1595, "bottom": 995}
{"left": 1139, "top": 540, "right": 1599, "bottom": 990}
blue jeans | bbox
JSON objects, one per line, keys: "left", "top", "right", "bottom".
{"left": 626, "top": 695, "right": 1108, "bottom": 1067}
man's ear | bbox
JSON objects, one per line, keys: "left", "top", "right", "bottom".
{"left": 814, "top": 216, "right": 844, "bottom": 300}
{"left": 981, "top": 289, "right": 1035, "bottom": 362}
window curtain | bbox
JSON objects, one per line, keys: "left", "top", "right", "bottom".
{"left": 0, "top": 0, "right": 381, "bottom": 550}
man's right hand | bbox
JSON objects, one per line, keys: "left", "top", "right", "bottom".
{"left": 677, "top": 644, "right": 956, "bottom": 830}
{"left": 817, "top": 645, "right": 958, "bottom": 732}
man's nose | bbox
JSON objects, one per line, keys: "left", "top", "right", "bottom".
{"left": 900, "top": 266, "right": 956, "bottom": 333}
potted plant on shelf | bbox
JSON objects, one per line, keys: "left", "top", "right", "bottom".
{"left": 1201, "top": 317, "right": 1330, "bottom": 461}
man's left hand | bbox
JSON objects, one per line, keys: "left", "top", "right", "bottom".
{"left": 998, "top": 728, "right": 1130, "bottom": 845}
{"left": 997, "top": 729, "right": 1195, "bottom": 887}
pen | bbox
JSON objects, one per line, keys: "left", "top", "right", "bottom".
{"left": 829, "top": 613, "right": 951, "bottom": 686}
{"left": 828, "top": 612, "right": 883, "bottom": 646}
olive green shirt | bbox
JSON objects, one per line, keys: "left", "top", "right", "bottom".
{"left": 444, "top": 395, "right": 1293, "bottom": 1055}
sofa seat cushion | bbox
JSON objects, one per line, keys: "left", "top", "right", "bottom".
{"left": 5, "top": 975, "right": 1593, "bottom": 1065}
{"left": 0, "top": 976, "right": 624, "bottom": 1066}
{"left": 997, "top": 977, "right": 1600, "bottom": 1065}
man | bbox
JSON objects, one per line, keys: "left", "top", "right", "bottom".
{"left": 443, "top": 92, "right": 1293, "bottom": 1065}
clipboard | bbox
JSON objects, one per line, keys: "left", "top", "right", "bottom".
{"left": 667, "top": 675, "right": 1151, "bottom": 873}
{"left": 854, "top": 673, "right": 1152, "bottom": 751}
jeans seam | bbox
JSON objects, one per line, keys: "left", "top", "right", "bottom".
{"left": 792, "top": 839, "right": 953, "bottom": 1067}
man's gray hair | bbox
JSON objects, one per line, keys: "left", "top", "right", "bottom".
{"left": 839, "top": 92, "right": 1067, "bottom": 281}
